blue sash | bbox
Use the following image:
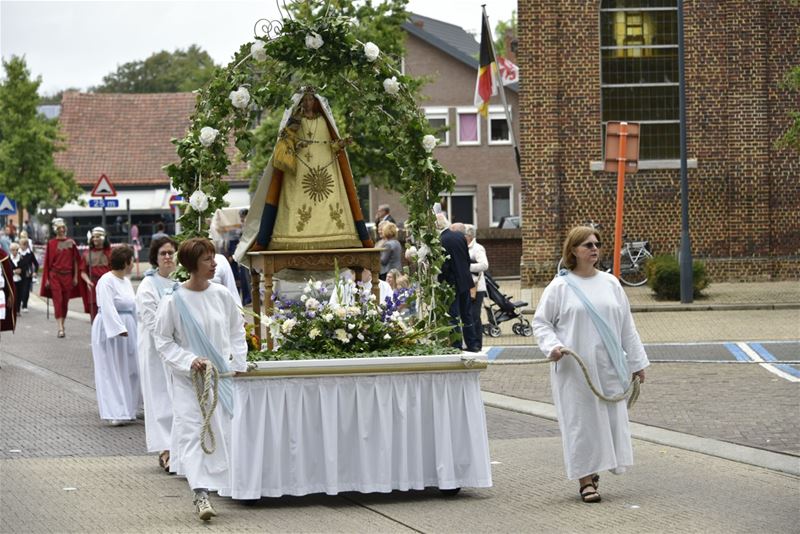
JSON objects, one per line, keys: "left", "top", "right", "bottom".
{"left": 144, "top": 269, "right": 173, "bottom": 298}
{"left": 170, "top": 285, "right": 234, "bottom": 417}
{"left": 561, "top": 272, "right": 630, "bottom": 389}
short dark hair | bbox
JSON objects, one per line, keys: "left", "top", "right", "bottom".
{"left": 110, "top": 245, "right": 134, "bottom": 270}
{"left": 155, "top": 222, "right": 166, "bottom": 232}
{"left": 177, "top": 238, "right": 215, "bottom": 273}
{"left": 149, "top": 236, "right": 178, "bottom": 267}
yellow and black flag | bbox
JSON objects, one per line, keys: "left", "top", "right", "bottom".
{"left": 474, "top": 12, "right": 497, "bottom": 117}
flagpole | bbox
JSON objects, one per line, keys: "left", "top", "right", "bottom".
{"left": 482, "top": 5, "right": 521, "bottom": 175}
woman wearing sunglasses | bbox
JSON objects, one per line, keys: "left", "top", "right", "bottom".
{"left": 533, "top": 226, "right": 649, "bottom": 503}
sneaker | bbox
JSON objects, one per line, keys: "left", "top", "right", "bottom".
{"left": 193, "top": 493, "right": 216, "bottom": 521}
{"left": 109, "top": 420, "right": 125, "bottom": 427}
{"left": 21, "top": 308, "right": 28, "bottom": 314}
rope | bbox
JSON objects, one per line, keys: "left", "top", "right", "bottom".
{"left": 493, "top": 348, "right": 641, "bottom": 409}
{"left": 192, "top": 365, "right": 239, "bottom": 454}
{"left": 488, "top": 359, "right": 800, "bottom": 365}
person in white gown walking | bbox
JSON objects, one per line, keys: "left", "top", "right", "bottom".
{"left": 135, "top": 236, "right": 178, "bottom": 472}
{"left": 91, "top": 245, "right": 141, "bottom": 426}
{"left": 153, "top": 238, "right": 248, "bottom": 521}
{"left": 532, "top": 226, "right": 649, "bottom": 503}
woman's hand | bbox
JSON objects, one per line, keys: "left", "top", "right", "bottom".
{"left": 191, "top": 358, "right": 209, "bottom": 372}
{"left": 633, "top": 369, "right": 646, "bottom": 383}
{"left": 549, "top": 346, "right": 565, "bottom": 361}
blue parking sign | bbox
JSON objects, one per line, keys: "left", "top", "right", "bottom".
{"left": 0, "top": 194, "right": 17, "bottom": 215}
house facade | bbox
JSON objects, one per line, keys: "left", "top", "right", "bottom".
{"left": 517, "top": 0, "right": 800, "bottom": 284}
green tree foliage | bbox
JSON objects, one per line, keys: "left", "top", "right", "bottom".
{"left": 92, "top": 45, "right": 218, "bottom": 93}
{"left": 777, "top": 67, "right": 800, "bottom": 153}
{"left": 493, "top": 11, "right": 517, "bottom": 58}
{"left": 244, "top": 0, "right": 417, "bottom": 192}
{"left": 0, "top": 56, "right": 81, "bottom": 216}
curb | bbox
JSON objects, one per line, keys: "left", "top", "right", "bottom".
{"left": 481, "top": 390, "right": 800, "bottom": 476}
{"left": 522, "top": 302, "right": 800, "bottom": 314}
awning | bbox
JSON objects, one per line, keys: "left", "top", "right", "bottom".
{"left": 56, "top": 187, "right": 252, "bottom": 215}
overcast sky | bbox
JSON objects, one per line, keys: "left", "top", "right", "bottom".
{"left": 0, "top": 0, "right": 516, "bottom": 96}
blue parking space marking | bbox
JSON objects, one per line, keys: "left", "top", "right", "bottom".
{"left": 724, "top": 342, "right": 751, "bottom": 362}
{"left": 749, "top": 343, "right": 800, "bottom": 378}
{"left": 487, "top": 347, "right": 502, "bottom": 361}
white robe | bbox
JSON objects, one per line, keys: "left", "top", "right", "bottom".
{"left": 153, "top": 283, "right": 248, "bottom": 492}
{"left": 135, "top": 273, "right": 174, "bottom": 453}
{"left": 211, "top": 253, "right": 242, "bottom": 308}
{"left": 532, "top": 270, "right": 649, "bottom": 480}
{"left": 91, "top": 272, "right": 142, "bottom": 421}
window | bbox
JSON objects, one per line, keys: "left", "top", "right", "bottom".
{"left": 424, "top": 107, "right": 450, "bottom": 145}
{"left": 456, "top": 107, "right": 480, "bottom": 145}
{"left": 439, "top": 189, "right": 476, "bottom": 225}
{"left": 489, "top": 185, "right": 513, "bottom": 225}
{"left": 488, "top": 105, "right": 512, "bottom": 145}
{"left": 600, "top": 0, "right": 679, "bottom": 159}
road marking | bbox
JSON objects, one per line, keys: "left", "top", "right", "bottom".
{"left": 486, "top": 347, "right": 502, "bottom": 361}
{"left": 727, "top": 342, "right": 800, "bottom": 383}
{"left": 749, "top": 342, "right": 800, "bottom": 379}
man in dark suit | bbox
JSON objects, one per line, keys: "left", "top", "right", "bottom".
{"left": 374, "top": 204, "right": 396, "bottom": 226}
{"left": 439, "top": 220, "right": 479, "bottom": 352}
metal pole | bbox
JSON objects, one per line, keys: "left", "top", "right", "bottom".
{"left": 678, "top": 0, "right": 693, "bottom": 303}
{"left": 101, "top": 203, "right": 106, "bottom": 232}
{"left": 126, "top": 199, "right": 132, "bottom": 244}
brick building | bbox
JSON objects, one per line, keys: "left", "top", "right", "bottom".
{"left": 517, "top": 0, "right": 800, "bottom": 283}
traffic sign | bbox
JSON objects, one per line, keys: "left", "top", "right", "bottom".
{"left": 89, "top": 199, "right": 119, "bottom": 208}
{"left": 91, "top": 174, "right": 117, "bottom": 197}
{"left": 0, "top": 194, "right": 17, "bottom": 215}
{"left": 169, "top": 194, "right": 184, "bottom": 206}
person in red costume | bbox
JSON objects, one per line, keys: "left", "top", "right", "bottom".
{"left": 0, "top": 248, "right": 16, "bottom": 336}
{"left": 40, "top": 218, "right": 82, "bottom": 338}
{"left": 81, "top": 226, "right": 112, "bottom": 320}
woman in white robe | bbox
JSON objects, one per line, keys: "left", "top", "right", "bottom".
{"left": 135, "top": 236, "right": 178, "bottom": 472}
{"left": 91, "top": 245, "right": 141, "bottom": 426}
{"left": 532, "top": 226, "right": 649, "bottom": 503}
{"left": 153, "top": 238, "right": 247, "bottom": 522}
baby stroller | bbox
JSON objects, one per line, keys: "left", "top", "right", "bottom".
{"left": 482, "top": 272, "right": 533, "bottom": 337}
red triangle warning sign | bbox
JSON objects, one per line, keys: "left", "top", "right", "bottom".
{"left": 91, "top": 174, "right": 117, "bottom": 197}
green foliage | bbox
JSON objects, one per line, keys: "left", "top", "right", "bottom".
{"left": 165, "top": 0, "right": 456, "bottom": 339}
{"left": 92, "top": 45, "right": 218, "bottom": 93}
{"left": 0, "top": 56, "right": 81, "bottom": 215}
{"left": 493, "top": 11, "right": 517, "bottom": 58}
{"left": 776, "top": 66, "right": 800, "bottom": 152}
{"left": 645, "top": 255, "right": 709, "bottom": 300}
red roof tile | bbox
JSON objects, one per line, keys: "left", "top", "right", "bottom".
{"left": 54, "top": 92, "right": 246, "bottom": 186}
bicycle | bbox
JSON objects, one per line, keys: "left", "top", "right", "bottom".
{"left": 556, "top": 223, "right": 653, "bottom": 287}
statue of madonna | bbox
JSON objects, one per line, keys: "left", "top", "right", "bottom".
{"left": 234, "top": 87, "right": 373, "bottom": 263}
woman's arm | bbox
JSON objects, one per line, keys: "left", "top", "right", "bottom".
{"left": 532, "top": 281, "right": 566, "bottom": 359}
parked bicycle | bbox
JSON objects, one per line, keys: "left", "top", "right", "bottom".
{"left": 556, "top": 222, "right": 653, "bottom": 287}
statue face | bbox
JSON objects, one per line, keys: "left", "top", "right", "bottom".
{"left": 301, "top": 92, "right": 319, "bottom": 115}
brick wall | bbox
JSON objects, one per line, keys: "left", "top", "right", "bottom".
{"left": 479, "top": 228, "right": 522, "bottom": 277}
{"left": 517, "top": 1, "right": 800, "bottom": 285}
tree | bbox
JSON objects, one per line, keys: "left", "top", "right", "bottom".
{"left": 0, "top": 56, "right": 81, "bottom": 218}
{"left": 92, "top": 45, "right": 218, "bottom": 93}
{"left": 493, "top": 11, "right": 517, "bottom": 58}
{"left": 244, "top": 0, "right": 420, "bottom": 191}
{"left": 777, "top": 66, "right": 800, "bottom": 152}
{"left": 39, "top": 88, "right": 81, "bottom": 105}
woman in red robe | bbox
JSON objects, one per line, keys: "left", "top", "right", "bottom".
{"left": 40, "top": 218, "right": 82, "bottom": 338}
{"left": 81, "top": 226, "right": 112, "bottom": 320}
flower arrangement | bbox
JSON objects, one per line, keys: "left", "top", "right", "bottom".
{"left": 249, "top": 278, "right": 454, "bottom": 361}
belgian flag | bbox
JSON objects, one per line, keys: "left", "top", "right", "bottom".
{"left": 474, "top": 13, "right": 497, "bottom": 117}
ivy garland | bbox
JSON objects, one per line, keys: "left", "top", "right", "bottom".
{"left": 165, "top": 11, "right": 456, "bottom": 336}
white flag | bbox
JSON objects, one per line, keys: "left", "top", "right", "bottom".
{"left": 497, "top": 56, "right": 519, "bottom": 86}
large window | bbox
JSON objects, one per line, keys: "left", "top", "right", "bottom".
{"left": 439, "top": 190, "right": 475, "bottom": 225}
{"left": 456, "top": 107, "right": 480, "bottom": 145}
{"left": 600, "top": 0, "right": 679, "bottom": 159}
{"left": 489, "top": 185, "right": 513, "bottom": 225}
{"left": 424, "top": 107, "right": 450, "bottom": 146}
{"left": 488, "top": 106, "right": 512, "bottom": 145}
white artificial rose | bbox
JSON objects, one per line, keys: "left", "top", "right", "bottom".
{"left": 188, "top": 190, "right": 209, "bottom": 212}
{"left": 417, "top": 244, "right": 430, "bottom": 262}
{"left": 281, "top": 318, "right": 297, "bottom": 334}
{"left": 305, "top": 32, "right": 324, "bottom": 49}
{"left": 308, "top": 327, "right": 321, "bottom": 339}
{"left": 305, "top": 297, "right": 320, "bottom": 310}
{"left": 383, "top": 76, "right": 400, "bottom": 95}
{"left": 422, "top": 134, "right": 437, "bottom": 152}
{"left": 198, "top": 126, "right": 219, "bottom": 148}
{"left": 363, "top": 42, "right": 380, "bottom": 62}
{"left": 229, "top": 86, "right": 251, "bottom": 110}
{"left": 335, "top": 328, "right": 349, "bottom": 343}
{"left": 250, "top": 40, "right": 267, "bottom": 62}
{"left": 405, "top": 246, "right": 417, "bottom": 261}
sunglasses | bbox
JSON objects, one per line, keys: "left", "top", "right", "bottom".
{"left": 580, "top": 241, "right": 602, "bottom": 249}
{"left": 159, "top": 251, "right": 176, "bottom": 257}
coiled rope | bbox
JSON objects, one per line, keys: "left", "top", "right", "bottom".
{"left": 192, "top": 365, "right": 241, "bottom": 455}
